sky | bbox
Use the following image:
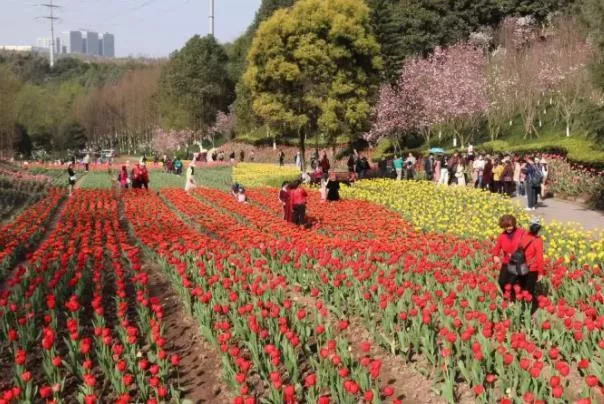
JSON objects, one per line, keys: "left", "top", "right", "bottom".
{"left": 0, "top": 0, "right": 261, "bottom": 57}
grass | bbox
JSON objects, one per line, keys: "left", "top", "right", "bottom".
{"left": 77, "top": 166, "right": 233, "bottom": 190}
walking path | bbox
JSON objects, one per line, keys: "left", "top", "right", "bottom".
{"left": 512, "top": 196, "right": 604, "bottom": 233}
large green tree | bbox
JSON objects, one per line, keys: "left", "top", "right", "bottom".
{"left": 244, "top": 0, "right": 383, "bottom": 166}
{"left": 160, "top": 35, "right": 234, "bottom": 131}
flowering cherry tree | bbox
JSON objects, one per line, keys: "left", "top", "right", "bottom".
{"left": 151, "top": 128, "right": 190, "bottom": 154}
{"left": 207, "top": 111, "right": 235, "bottom": 147}
{"left": 369, "top": 41, "right": 487, "bottom": 148}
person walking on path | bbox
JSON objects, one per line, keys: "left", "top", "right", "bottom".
{"left": 295, "top": 152, "right": 302, "bottom": 171}
{"left": 522, "top": 156, "right": 541, "bottom": 211}
{"left": 472, "top": 155, "right": 484, "bottom": 188}
{"left": 455, "top": 160, "right": 466, "bottom": 186}
{"left": 513, "top": 157, "right": 523, "bottom": 197}
{"left": 279, "top": 150, "right": 285, "bottom": 167}
{"left": 482, "top": 157, "right": 493, "bottom": 191}
{"left": 393, "top": 155, "right": 403, "bottom": 180}
{"left": 424, "top": 153, "right": 434, "bottom": 181}
{"left": 493, "top": 215, "right": 544, "bottom": 314}
{"left": 502, "top": 158, "right": 515, "bottom": 196}
{"left": 240, "top": 150, "right": 245, "bottom": 162}
{"left": 405, "top": 153, "right": 417, "bottom": 180}
{"left": 67, "top": 163, "right": 76, "bottom": 197}
{"left": 83, "top": 154, "right": 90, "bottom": 172}
{"left": 538, "top": 157, "right": 549, "bottom": 200}
{"left": 437, "top": 155, "right": 449, "bottom": 186}
{"left": 184, "top": 161, "right": 197, "bottom": 193}
{"left": 492, "top": 159, "right": 504, "bottom": 194}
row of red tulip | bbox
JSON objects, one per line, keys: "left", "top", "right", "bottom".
{"left": 0, "top": 190, "right": 180, "bottom": 403}
{"left": 0, "top": 189, "right": 63, "bottom": 281}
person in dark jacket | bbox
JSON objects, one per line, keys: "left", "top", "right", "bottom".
{"left": 325, "top": 172, "right": 340, "bottom": 201}
{"left": 424, "top": 153, "right": 434, "bottom": 181}
{"left": 482, "top": 157, "right": 493, "bottom": 191}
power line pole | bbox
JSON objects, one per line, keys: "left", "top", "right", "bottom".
{"left": 37, "top": 0, "right": 61, "bottom": 68}
{"left": 209, "top": 0, "right": 214, "bottom": 36}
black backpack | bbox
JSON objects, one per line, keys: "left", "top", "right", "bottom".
{"left": 507, "top": 238, "right": 535, "bottom": 276}
{"left": 529, "top": 167, "right": 544, "bottom": 187}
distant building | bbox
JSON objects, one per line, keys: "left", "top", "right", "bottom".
{"left": 0, "top": 45, "right": 48, "bottom": 54}
{"left": 59, "top": 30, "right": 115, "bottom": 58}
{"left": 36, "top": 36, "right": 61, "bottom": 55}
{"left": 101, "top": 33, "right": 115, "bottom": 58}
{"left": 61, "top": 31, "right": 83, "bottom": 54}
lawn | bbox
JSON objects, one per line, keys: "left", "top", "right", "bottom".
{"left": 77, "top": 166, "right": 233, "bottom": 190}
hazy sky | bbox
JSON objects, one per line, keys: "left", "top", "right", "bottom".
{"left": 0, "top": 0, "right": 261, "bottom": 57}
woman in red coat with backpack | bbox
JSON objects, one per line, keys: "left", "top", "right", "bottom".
{"left": 492, "top": 215, "right": 544, "bottom": 314}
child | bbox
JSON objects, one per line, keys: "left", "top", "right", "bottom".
{"left": 320, "top": 178, "right": 328, "bottom": 202}
{"left": 237, "top": 187, "right": 247, "bottom": 203}
{"left": 279, "top": 181, "right": 292, "bottom": 222}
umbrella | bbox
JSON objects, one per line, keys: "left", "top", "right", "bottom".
{"left": 429, "top": 147, "right": 445, "bottom": 154}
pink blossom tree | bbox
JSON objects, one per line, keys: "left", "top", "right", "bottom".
{"left": 151, "top": 128, "right": 190, "bottom": 155}
{"left": 207, "top": 111, "right": 234, "bottom": 148}
{"left": 368, "top": 41, "right": 487, "bottom": 149}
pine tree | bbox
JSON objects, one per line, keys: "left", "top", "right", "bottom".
{"left": 367, "top": 0, "right": 405, "bottom": 83}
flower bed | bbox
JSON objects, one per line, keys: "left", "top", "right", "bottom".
{"left": 234, "top": 163, "right": 301, "bottom": 188}
{"left": 0, "top": 189, "right": 63, "bottom": 281}
{"left": 342, "top": 179, "right": 604, "bottom": 269}
{"left": 544, "top": 154, "right": 604, "bottom": 210}
{"left": 123, "top": 187, "right": 603, "bottom": 403}
{"left": 0, "top": 190, "right": 181, "bottom": 403}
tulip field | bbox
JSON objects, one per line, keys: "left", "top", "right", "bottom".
{"left": 1, "top": 164, "right": 603, "bottom": 404}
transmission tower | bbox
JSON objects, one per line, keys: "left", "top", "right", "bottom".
{"left": 209, "top": 0, "right": 214, "bottom": 36}
{"left": 37, "top": 0, "right": 61, "bottom": 68}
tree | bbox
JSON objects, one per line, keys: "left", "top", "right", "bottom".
{"left": 0, "top": 65, "right": 22, "bottom": 154}
{"left": 244, "top": 0, "right": 383, "bottom": 168}
{"left": 160, "top": 35, "right": 234, "bottom": 131}
{"left": 367, "top": 0, "right": 405, "bottom": 83}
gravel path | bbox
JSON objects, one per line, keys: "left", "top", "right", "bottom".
{"left": 513, "top": 196, "right": 604, "bottom": 233}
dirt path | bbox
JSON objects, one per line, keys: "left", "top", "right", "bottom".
{"left": 144, "top": 261, "right": 230, "bottom": 403}
{"left": 512, "top": 196, "right": 604, "bottom": 234}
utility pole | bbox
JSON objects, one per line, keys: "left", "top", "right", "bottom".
{"left": 38, "top": 0, "right": 61, "bottom": 68}
{"left": 209, "top": 0, "right": 215, "bottom": 36}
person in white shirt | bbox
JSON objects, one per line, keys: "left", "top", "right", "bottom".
{"left": 472, "top": 155, "right": 485, "bottom": 188}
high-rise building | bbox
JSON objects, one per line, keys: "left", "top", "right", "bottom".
{"left": 82, "top": 31, "right": 99, "bottom": 56}
{"left": 58, "top": 30, "right": 114, "bottom": 57}
{"left": 101, "top": 33, "right": 115, "bottom": 58}
{"left": 61, "top": 30, "right": 83, "bottom": 54}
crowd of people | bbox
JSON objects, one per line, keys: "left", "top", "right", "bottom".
{"left": 394, "top": 147, "right": 549, "bottom": 211}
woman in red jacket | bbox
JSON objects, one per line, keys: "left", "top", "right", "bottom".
{"left": 290, "top": 180, "right": 308, "bottom": 227}
{"left": 492, "top": 215, "right": 544, "bottom": 314}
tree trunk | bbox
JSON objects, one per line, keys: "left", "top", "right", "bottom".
{"left": 298, "top": 126, "right": 306, "bottom": 172}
